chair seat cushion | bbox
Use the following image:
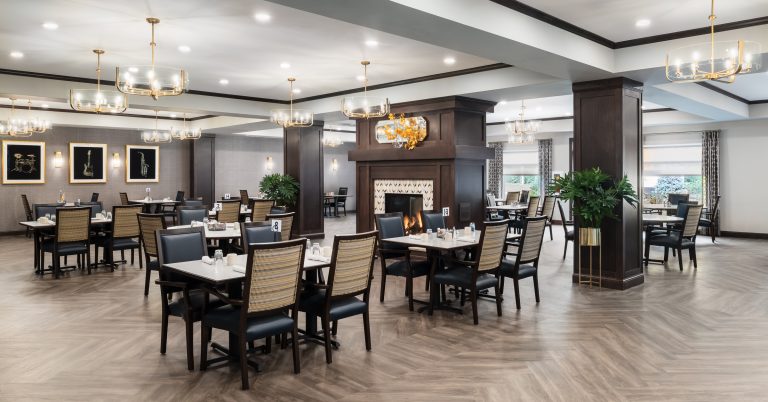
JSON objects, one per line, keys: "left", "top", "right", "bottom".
{"left": 699, "top": 218, "right": 712, "bottom": 227}
{"left": 384, "top": 259, "right": 430, "bottom": 277}
{"left": 500, "top": 260, "right": 537, "bottom": 279}
{"left": 299, "top": 290, "right": 367, "bottom": 321}
{"left": 147, "top": 259, "right": 160, "bottom": 271}
{"left": 433, "top": 267, "right": 497, "bottom": 290}
{"left": 202, "top": 305, "right": 294, "bottom": 341}
{"left": 647, "top": 233, "right": 694, "bottom": 248}
{"left": 107, "top": 238, "right": 140, "bottom": 249}
{"left": 41, "top": 240, "right": 88, "bottom": 254}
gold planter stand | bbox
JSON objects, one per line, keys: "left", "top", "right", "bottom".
{"left": 577, "top": 227, "right": 601, "bottom": 287}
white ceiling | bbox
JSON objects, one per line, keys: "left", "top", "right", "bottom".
{"left": 0, "top": 0, "right": 494, "bottom": 100}
{"left": 709, "top": 71, "right": 768, "bottom": 101}
{"left": 518, "top": 0, "right": 768, "bottom": 42}
{"left": 483, "top": 95, "right": 665, "bottom": 123}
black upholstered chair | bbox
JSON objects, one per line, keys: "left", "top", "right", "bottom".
{"left": 327, "top": 187, "right": 348, "bottom": 216}
{"left": 375, "top": 212, "right": 430, "bottom": 311}
{"left": 557, "top": 200, "right": 574, "bottom": 260}
{"left": 177, "top": 206, "right": 207, "bottom": 226}
{"left": 699, "top": 195, "right": 721, "bottom": 243}
{"left": 138, "top": 213, "right": 166, "bottom": 296}
{"left": 420, "top": 210, "right": 446, "bottom": 233}
{"left": 667, "top": 193, "right": 690, "bottom": 205}
{"left": 510, "top": 195, "right": 540, "bottom": 232}
{"left": 299, "top": 231, "right": 377, "bottom": 364}
{"left": 182, "top": 198, "right": 204, "bottom": 208}
{"left": 519, "top": 190, "right": 530, "bottom": 204}
{"left": 500, "top": 216, "right": 547, "bottom": 309}
{"left": 156, "top": 227, "right": 216, "bottom": 371}
{"left": 230, "top": 221, "right": 281, "bottom": 254}
{"left": 21, "top": 194, "right": 33, "bottom": 237}
{"left": 80, "top": 201, "right": 103, "bottom": 218}
{"left": 34, "top": 203, "right": 59, "bottom": 220}
{"left": 485, "top": 193, "right": 503, "bottom": 221}
{"left": 430, "top": 219, "right": 509, "bottom": 325}
{"left": 90, "top": 192, "right": 99, "bottom": 202}
{"left": 200, "top": 239, "right": 306, "bottom": 389}
{"left": 95, "top": 205, "right": 143, "bottom": 270}
{"left": 270, "top": 206, "right": 287, "bottom": 214}
{"left": 39, "top": 207, "right": 91, "bottom": 279}
{"left": 645, "top": 204, "right": 703, "bottom": 271}
{"left": 160, "top": 191, "right": 184, "bottom": 223}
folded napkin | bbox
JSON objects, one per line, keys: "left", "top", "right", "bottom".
{"left": 408, "top": 234, "right": 425, "bottom": 240}
{"left": 455, "top": 237, "right": 476, "bottom": 243}
{"left": 202, "top": 256, "right": 214, "bottom": 265}
{"left": 307, "top": 254, "right": 331, "bottom": 263}
{"left": 231, "top": 265, "right": 246, "bottom": 273}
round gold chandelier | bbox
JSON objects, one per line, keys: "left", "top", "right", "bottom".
{"left": 70, "top": 49, "right": 128, "bottom": 114}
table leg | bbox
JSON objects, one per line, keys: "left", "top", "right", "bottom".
{"left": 419, "top": 250, "right": 463, "bottom": 315}
{"left": 33, "top": 230, "right": 40, "bottom": 273}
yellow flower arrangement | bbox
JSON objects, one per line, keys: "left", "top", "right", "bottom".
{"left": 382, "top": 113, "right": 427, "bottom": 150}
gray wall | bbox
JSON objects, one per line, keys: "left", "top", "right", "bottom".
{"left": 323, "top": 142, "right": 356, "bottom": 211}
{"left": 214, "top": 136, "right": 285, "bottom": 197}
{"left": 1, "top": 126, "right": 190, "bottom": 233}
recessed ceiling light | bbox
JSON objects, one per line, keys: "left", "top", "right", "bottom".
{"left": 41, "top": 104, "right": 49, "bottom": 109}
{"left": 254, "top": 13, "right": 271, "bottom": 23}
{"left": 177, "top": 45, "right": 191, "bottom": 53}
{"left": 641, "top": 105, "right": 647, "bottom": 110}
{"left": 443, "top": 57, "right": 456, "bottom": 65}
{"left": 635, "top": 19, "right": 651, "bottom": 28}
{"left": 535, "top": 106, "right": 542, "bottom": 111}
{"left": 365, "top": 40, "right": 379, "bottom": 47}
{"left": 498, "top": 100, "right": 507, "bottom": 106}
{"left": 128, "top": 67, "right": 139, "bottom": 73}
{"left": 292, "top": 88, "right": 301, "bottom": 94}
{"left": 170, "top": 113, "right": 177, "bottom": 118}
{"left": 9, "top": 51, "right": 23, "bottom": 59}
{"left": 356, "top": 75, "right": 366, "bottom": 82}
{"left": 42, "top": 22, "right": 58, "bottom": 30}
{"left": 219, "top": 78, "right": 229, "bottom": 85}
{"left": 280, "top": 62, "right": 291, "bottom": 69}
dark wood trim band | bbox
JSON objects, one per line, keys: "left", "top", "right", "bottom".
{"left": 0, "top": 104, "right": 215, "bottom": 121}
{"left": 615, "top": 16, "right": 768, "bottom": 49}
{"left": 323, "top": 128, "right": 356, "bottom": 133}
{"left": 721, "top": 231, "right": 768, "bottom": 239}
{"left": 696, "top": 82, "right": 768, "bottom": 105}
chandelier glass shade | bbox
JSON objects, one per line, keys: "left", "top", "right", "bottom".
{"left": 665, "top": 0, "right": 761, "bottom": 83}
{"left": 505, "top": 100, "right": 539, "bottom": 144}
{"left": 70, "top": 49, "right": 128, "bottom": 114}
{"left": 26, "top": 100, "right": 52, "bottom": 134}
{"left": 322, "top": 131, "right": 343, "bottom": 147}
{"left": 116, "top": 18, "right": 188, "bottom": 100}
{"left": 270, "top": 78, "right": 313, "bottom": 128}
{"left": 0, "top": 98, "right": 32, "bottom": 137}
{"left": 142, "top": 111, "right": 172, "bottom": 144}
{"left": 170, "top": 114, "right": 201, "bottom": 140}
{"left": 341, "top": 61, "right": 389, "bottom": 119}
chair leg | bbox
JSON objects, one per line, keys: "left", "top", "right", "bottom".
{"left": 663, "top": 247, "right": 669, "bottom": 262}
{"left": 144, "top": 266, "right": 152, "bottom": 296}
{"left": 470, "top": 288, "right": 479, "bottom": 325}
{"left": 499, "top": 276, "right": 505, "bottom": 295}
{"left": 130, "top": 249, "right": 134, "bottom": 265}
{"left": 563, "top": 241, "right": 568, "bottom": 260}
{"left": 291, "top": 326, "right": 300, "bottom": 374}
{"left": 240, "top": 338, "right": 249, "bottom": 390}
{"left": 265, "top": 336, "right": 272, "bottom": 354}
{"left": 711, "top": 225, "right": 716, "bottom": 243}
{"left": 533, "top": 273, "right": 540, "bottom": 303}
{"left": 121, "top": 250, "right": 125, "bottom": 263}
{"left": 200, "top": 324, "right": 209, "bottom": 370}
{"left": 549, "top": 224, "right": 553, "bottom": 241}
{"left": 363, "top": 310, "right": 372, "bottom": 351}
{"left": 513, "top": 279, "right": 521, "bottom": 310}
{"left": 185, "top": 318, "right": 194, "bottom": 371}
{"left": 677, "top": 247, "right": 684, "bottom": 271}
{"left": 53, "top": 251, "right": 60, "bottom": 279}
{"left": 160, "top": 312, "right": 168, "bottom": 354}
{"left": 138, "top": 248, "right": 143, "bottom": 269}
{"left": 494, "top": 283, "right": 503, "bottom": 317}
{"left": 406, "top": 275, "right": 414, "bottom": 311}
{"left": 379, "top": 272, "right": 386, "bottom": 303}
{"left": 321, "top": 316, "right": 333, "bottom": 364}
{"left": 644, "top": 240, "right": 650, "bottom": 267}
{"left": 331, "top": 320, "right": 338, "bottom": 336}
{"left": 690, "top": 246, "right": 697, "bottom": 268}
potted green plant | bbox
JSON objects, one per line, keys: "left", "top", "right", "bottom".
{"left": 550, "top": 167, "right": 638, "bottom": 246}
{"left": 259, "top": 173, "right": 300, "bottom": 208}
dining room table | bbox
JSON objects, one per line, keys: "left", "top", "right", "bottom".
{"left": 380, "top": 231, "right": 480, "bottom": 313}
{"left": 19, "top": 216, "right": 112, "bottom": 274}
{"left": 163, "top": 253, "right": 332, "bottom": 366}
{"left": 642, "top": 203, "right": 680, "bottom": 214}
{"left": 642, "top": 213, "right": 684, "bottom": 265}
{"left": 130, "top": 198, "right": 180, "bottom": 213}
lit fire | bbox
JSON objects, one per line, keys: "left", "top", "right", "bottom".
{"left": 403, "top": 213, "right": 423, "bottom": 235}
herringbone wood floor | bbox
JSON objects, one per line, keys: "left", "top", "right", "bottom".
{"left": 2, "top": 215, "right": 768, "bottom": 401}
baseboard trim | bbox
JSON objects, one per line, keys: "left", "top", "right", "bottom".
{"left": 721, "top": 231, "right": 768, "bottom": 239}
{"left": 571, "top": 272, "right": 644, "bottom": 290}
{"left": 0, "top": 230, "right": 26, "bottom": 237}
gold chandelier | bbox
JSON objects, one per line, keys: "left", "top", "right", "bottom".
{"left": 270, "top": 78, "right": 313, "bottom": 128}
{"left": 71, "top": 50, "right": 128, "bottom": 114}
{"left": 116, "top": 18, "right": 188, "bottom": 100}
{"left": 505, "top": 100, "right": 539, "bottom": 144}
{"left": 142, "top": 110, "right": 172, "bottom": 143}
{"left": 170, "top": 113, "right": 201, "bottom": 140}
{"left": 0, "top": 98, "right": 32, "bottom": 137}
{"left": 666, "top": 0, "right": 761, "bottom": 83}
{"left": 322, "top": 131, "right": 343, "bottom": 147}
{"left": 341, "top": 61, "right": 389, "bottom": 119}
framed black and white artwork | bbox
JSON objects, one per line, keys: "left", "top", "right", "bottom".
{"left": 2, "top": 140, "right": 45, "bottom": 184}
{"left": 69, "top": 143, "right": 107, "bottom": 184}
{"left": 126, "top": 145, "right": 159, "bottom": 183}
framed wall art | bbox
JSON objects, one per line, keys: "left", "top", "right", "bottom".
{"left": 126, "top": 145, "right": 159, "bottom": 183}
{"left": 2, "top": 140, "right": 46, "bottom": 184}
{"left": 69, "top": 142, "right": 107, "bottom": 183}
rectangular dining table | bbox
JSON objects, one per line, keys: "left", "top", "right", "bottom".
{"left": 381, "top": 232, "right": 480, "bottom": 313}
{"left": 130, "top": 199, "right": 180, "bottom": 213}
{"left": 164, "top": 253, "right": 331, "bottom": 363}
{"left": 19, "top": 217, "right": 112, "bottom": 273}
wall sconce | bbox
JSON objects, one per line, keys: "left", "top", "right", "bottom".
{"left": 112, "top": 152, "right": 121, "bottom": 168}
{"left": 53, "top": 151, "right": 63, "bottom": 168}
{"left": 265, "top": 156, "right": 274, "bottom": 172}
{"left": 331, "top": 158, "right": 338, "bottom": 172}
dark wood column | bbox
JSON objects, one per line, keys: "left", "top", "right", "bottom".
{"left": 190, "top": 134, "right": 215, "bottom": 207}
{"left": 284, "top": 121, "right": 324, "bottom": 239}
{"left": 573, "top": 78, "right": 643, "bottom": 290}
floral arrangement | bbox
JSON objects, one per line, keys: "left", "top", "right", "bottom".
{"left": 383, "top": 113, "right": 427, "bottom": 150}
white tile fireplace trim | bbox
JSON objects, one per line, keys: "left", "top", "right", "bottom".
{"left": 374, "top": 179, "right": 434, "bottom": 213}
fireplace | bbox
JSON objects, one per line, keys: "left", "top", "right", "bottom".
{"left": 385, "top": 193, "right": 423, "bottom": 234}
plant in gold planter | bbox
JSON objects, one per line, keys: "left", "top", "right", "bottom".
{"left": 259, "top": 173, "right": 299, "bottom": 208}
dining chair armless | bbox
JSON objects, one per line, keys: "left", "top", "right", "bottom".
{"left": 250, "top": 200, "right": 275, "bottom": 222}
{"left": 138, "top": 213, "right": 167, "bottom": 296}
{"left": 177, "top": 206, "right": 208, "bottom": 226}
{"left": 40, "top": 207, "right": 91, "bottom": 279}
{"left": 645, "top": 204, "right": 703, "bottom": 271}
{"left": 265, "top": 212, "right": 295, "bottom": 242}
{"left": 500, "top": 216, "right": 547, "bottom": 309}
{"left": 96, "top": 205, "right": 143, "bottom": 271}
{"left": 557, "top": 200, "right": 574, "bottom": 260}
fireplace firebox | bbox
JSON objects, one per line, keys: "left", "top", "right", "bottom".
{"left": 385, "top": 193, "right": 423, "bottom": 234}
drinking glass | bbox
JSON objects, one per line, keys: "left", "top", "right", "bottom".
{"left": 426, "top": 228, "right": 433, "bottom": 239}
{"left": 312, "top": 242, "right": 321, "bottom": 256}
{"left": 214, "top": 249, "right": 224, "bottom": 264}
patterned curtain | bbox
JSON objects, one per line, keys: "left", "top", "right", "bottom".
{"left": 488, "top": 142, "right": 504, "bottom": 197}
{"left": 538, "top": 139, "right": 553, "bottom": 194}
{"left": 702, "top": 130, "right": 720, "bottom": 228}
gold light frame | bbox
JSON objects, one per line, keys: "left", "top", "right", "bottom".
{"left": 70, "top": 49, "right": 128, "bottom": 114}
{"left": 270, "top": 78, "right": 313, "bottom": 128}
{"left": 341, "top": 61, "right": 390, "bottom": 119}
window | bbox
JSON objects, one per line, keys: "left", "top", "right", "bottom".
{"left": 643, "top": 133, "right": 702, "bottom": 203}
{"left": 502, "top": 144, "right": 539, "bottom": 196}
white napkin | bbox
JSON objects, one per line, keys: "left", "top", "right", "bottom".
{"left": 202, "top": 256, "right": 214, "bottom": 265}
{"left": 307, "top": 254, "right": 331, "bottom": 263}
{"left": 231, "top": 265, "right": 246, "bottom": 273}
{"left": 455, "top": 237, "right": 476, "bottom": 243}
{"left": 408, "top": 234, "right": 424, "bottom": 240}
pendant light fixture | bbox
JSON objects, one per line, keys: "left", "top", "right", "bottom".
{"left": 505, "top": 100, "right": 539, "bottom": 144}
{"left": 270, "top": 78, "right": 313, "bottom": 128}
{"left": 70, "top": 49, "right": 128, "bottom": 114}
{"left": 116, "top": 18, "right": 188, "bottom": 100}
{"left": 26, "top": 100, "right": 51, "bottom": 134}
{"left": 0, "top": 98, "right": 31, "bottom": 137}
{"left": 341, "top": 60, "right": 389, "bottom": 119}
{"left": 665, "top": 0, "right": 761, "bottom": 83}
{"left": 322, "top": 131, "right": 343, "bottom": 147}
{"left": 170, "top": 113, "right": 201, "bottom": 140}
{"left": 142, "top": 110, "right": 172, "bottom": 143}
